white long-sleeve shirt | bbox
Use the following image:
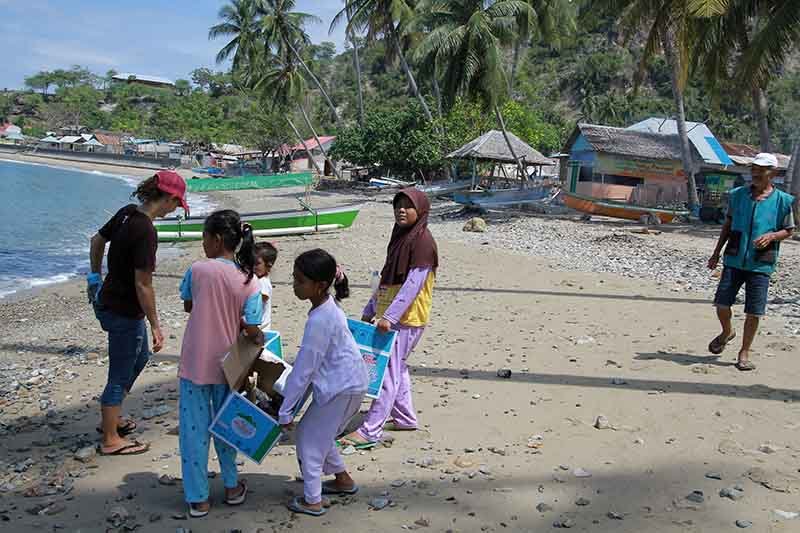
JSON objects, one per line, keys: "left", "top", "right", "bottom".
{"left": 278, "top": 296, "right": 368, "bottom": 424}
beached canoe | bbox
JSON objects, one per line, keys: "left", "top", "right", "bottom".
{"left": 560, "top": 190, "right": 688, "bottom": 223}
{"left": 186, "top": 172, "right": 313, "bottom": 193}
{"left": 453, "top": 186, "right": 551, "bottom": 208}
{"left": 191, "top": 166, "right": 225, "bottom": 176}
{"left": 155, "top": 204, "right": 360, "bottom": 242}
{"left": 416, "top": 179, "right": 472, "bottom": 197}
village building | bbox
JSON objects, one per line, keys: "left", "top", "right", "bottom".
{"left": 289, "top": 136, "right": 336, "bottom": 175}
{"left": 111, "top": 73, "right": 175, "bottom": 89}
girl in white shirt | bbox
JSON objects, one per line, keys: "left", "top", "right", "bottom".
{"left": 280, "top": 248, "right": 369, "bottom": 517}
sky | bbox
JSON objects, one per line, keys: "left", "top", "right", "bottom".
{"left": 0, "top": 0, "right": 347, "bottom": 90}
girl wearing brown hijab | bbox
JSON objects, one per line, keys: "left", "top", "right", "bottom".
{"left": 338, "top": 188, "right": 438, "bottom": 448}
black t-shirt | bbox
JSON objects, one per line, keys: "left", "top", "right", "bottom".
{"left": 98, "top": 204, "right": 157, "bottom": 319}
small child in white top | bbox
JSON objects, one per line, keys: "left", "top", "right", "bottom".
{"left": 254, "top": 242, "right": 278, "bottom": 331}
{"left": 280, "top": 248, "right": 368, "bottom": 517}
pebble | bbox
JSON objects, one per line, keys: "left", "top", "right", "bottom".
{"left": 573, "top": 468, "right": 592, "bottom": 478}
{"left": 594, "top": 415, "right": 612, "bottom": 430}
{"left": 391, "top": 479, "right": 406, "bottom": 488}
{"left": 554, "top": 517, "right": 575, "bottom": 528}
{"left": 496, "top": 369, "right": 512, "bottom": 379}
{"left": 758, "top": 443, "right": 778, "bottom": 454}
{"left": 720, "top": 487, "right": 744, "bottom": 501}
{"left": 340, "top": 445, "right": 357, "bottom": 456}
{"left": 575, "top": 497, "right": 591, "bottom": 506}
{"left": 705, "top": 472, "right": 723, "bottom": 480}
{"left": 73, "top": 445, "right": 96, "bottom": 463}
{"left": 735, "top": 520, "right": 752, "bottom": 528}
{"left": 141, "top": 404, "right": 172, "bottom": 420}
{"left": 607, "top": 511, "right": 623, "bottom": 520}
{"left": 414, "top": 517, "right": 430, "bottom": 527}
{"left": 685, "top": 490, "right": 705, "bottom": 504}
{"left": 368, "top": 497, "right": 390, "bottom": 510}
{"left": 536, "top": 503, "right": 553, "bottom": 513}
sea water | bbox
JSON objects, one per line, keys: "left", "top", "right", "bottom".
{"left": 0, "top": 159, "right": 211, "bottom": 299}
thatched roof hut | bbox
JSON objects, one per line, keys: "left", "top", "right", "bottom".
{"left": 567, "top": 123, "right": 685, "bottom": 161}
{"left": 447, "top": 130, "right": 553, "bottom": 166}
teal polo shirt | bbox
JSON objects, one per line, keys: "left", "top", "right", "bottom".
{"left": 723, "top": 185, "right": 795, "bottom": 275}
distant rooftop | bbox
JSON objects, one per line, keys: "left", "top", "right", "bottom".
{"left": 112, "top": 73, "right": 175, "bottom": 87}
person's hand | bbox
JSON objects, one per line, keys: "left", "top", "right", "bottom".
{"left": 86, "top": 273, "right": 102, "bottom": 304}
{"left": 151, "top": 325, "right": 165, "bottom": 353}
{"left": 376, "top": 318, "right": 392, "bottom": 334}
{"left": 707, "top": 253, "right": 720, "bottom": 270}
{"left": 361, "top": 315, "right": 375, "bottom": 324}
{"left": 281, "top": 421, "right": 295, "bottom": 431}
{"left": 754, "top": 232, "right": 775, "bottom": 249}
{"left": 250, "top": 330, "right": 265, "bottom": 346}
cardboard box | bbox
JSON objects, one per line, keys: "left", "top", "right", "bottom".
{"left": 347, "top": 319, "right": 396, "bottom": 399}
{"left": 209, "top": 391, "right": 283, "bottom": 464}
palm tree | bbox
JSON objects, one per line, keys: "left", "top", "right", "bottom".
{"left": 209, "top": 0, "right": 261, "bottom": 72}
{"left": 335, "top": 0, "right": 434, "bottom": 122}
{"left": 604, "top": 0, "right": 701, "bottom": 212}
{"left": 258, "top": 0, "right": 340, "bottom": 123}
{"left": 339, "top": 1, "right": 366, "bottom": 126}
{"left": 413, "top": 0, "right": 536, "bottom": 177}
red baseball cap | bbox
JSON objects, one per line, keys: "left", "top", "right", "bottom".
{"left": 154, "top": 170, "right": 189, "bottom": 211}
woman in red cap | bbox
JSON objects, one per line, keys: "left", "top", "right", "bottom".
{"left": 87, "top": 170, "right": 188, "bottom": 456}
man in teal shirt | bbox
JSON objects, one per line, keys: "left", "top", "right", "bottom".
{"left": 708, "top": 153, "right": 795, "bottom": 371}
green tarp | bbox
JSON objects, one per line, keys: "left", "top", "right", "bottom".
{"left": 185, "top": 172, "right": 313, "bottom": 192}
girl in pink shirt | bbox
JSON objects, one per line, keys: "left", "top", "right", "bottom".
{"left": 281, "top": 249, "right": 369, "bottom": 517}
{"left": 177, "top": 210, "right": 264, "bottom": 518}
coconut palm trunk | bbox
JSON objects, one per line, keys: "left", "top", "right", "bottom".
{"left": 286, "top": 116, "right": 323, "bottom": 176}
{"left": 299, "top": 104, "right": 341, "bottom": 178}
{"left": 393, "top": 29, "right": 434, "bottom": 122}
{"left": 509, "top": 40, "right": 524, "bottom": 93}
{"left": 751, "top": 86, "right": 771, "bottom": 152}
{"left": 284, "top": 37, "right": 340, "bottom": 125}
{"left": 661, "top": 30, "right": 700, "bottom": 212}
{"left": 346, "top": 8, "right": 365, "bottom": 127}
{"left": 494, "top": 105, "right": 527, "bottom": 180}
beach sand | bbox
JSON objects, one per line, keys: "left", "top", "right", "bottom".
{"left": 1, "top": 155, "right": 799, "bottom": 532}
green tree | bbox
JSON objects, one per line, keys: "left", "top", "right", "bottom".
{"left": 24, "top": 71, "right": 54, "bottom": 96}
{"left": 175, "top": 79, "right": 191, "bottom": 96}
{"left": 209, "top": 0, "right": 261, "bottom": 72}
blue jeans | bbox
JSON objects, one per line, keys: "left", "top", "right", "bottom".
{"left": 713, "top": 266, "right": 771, "bottom": 317}
{"left": 94, "top": 300, "right": 150, "bottom": 407}
{"left": 179, "top": 379, "right": 238, "bottom": 503}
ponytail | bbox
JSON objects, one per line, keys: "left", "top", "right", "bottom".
{"left": 203, "top": 210, "right": 255, "bottom": 283}
{"left": 334, "top": 272, "right": 350, "bottom": 302}
{"left": 235, "top": 223, "right": 255, "bottom": 283}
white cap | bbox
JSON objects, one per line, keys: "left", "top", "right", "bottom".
{"left": 751, "top": 152, "right": 778, "bottom": 168}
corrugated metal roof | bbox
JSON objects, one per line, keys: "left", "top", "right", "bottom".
{"left": 112, "top": 73, "right": 175, "bottom": 86}
{"left": 627, "top": 118, "right": 734, "bottom": 166}
{"left": 290, "top": 136, "right": 336, "bottom": 152}
{"left": 58, "top": 136, "right": 84, "bottom": 144}
{"left": 721, "top": 142, "right": 791, "bottom": 170}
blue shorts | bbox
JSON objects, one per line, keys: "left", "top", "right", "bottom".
{"left": 94, "top": 298, "right": 150, "bottom": 406}
{"left": 713, "top": 266, "right": 770, "bottom": 317}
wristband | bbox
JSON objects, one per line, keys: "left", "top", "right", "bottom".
{"left": 87, "top": 272, "right": 102, "bottom": 284}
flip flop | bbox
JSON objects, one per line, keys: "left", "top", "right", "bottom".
{"left": 384, "top": 421, "right": 417, "bottom": 432}
{"left": 224, "top": 481, "right": 247, "bottom": 506}
{"left": 98, "top": 440, "right": 150, "bottom": 456}
{"left": 708, "top": 332, "right": 736, "bottom": 355}
{"left": 287, "top": 496, "right": 327, "bottom": 516}
{"left": 96, "top": 419, "right": 137, "bottom": 437}
{"left": 336, "top": 436, "right": 377, "bottom": 450}
{"left": 188, "top": 502, "right": 209, "bottom": 518}
{"left": 321, "top": 480, "right": 359, "bottom": 495}
{"left": 735, "top": 360, "right": 756, "bottom": 371}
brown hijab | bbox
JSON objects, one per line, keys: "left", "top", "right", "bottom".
{"left": 380, "top": 188, "right": 439, "bottom": 286}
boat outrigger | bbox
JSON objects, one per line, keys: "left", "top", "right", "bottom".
{"left": 560, "top": 190, "right": 688, "bottom": 224}
{"left": 186, "top": 172, "right": 313, "bottom": 193}
{"left": 155, "top": 201, "right": 361, "bottom": 242}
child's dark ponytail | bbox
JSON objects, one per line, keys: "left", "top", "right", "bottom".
{"left": 294, "top": 248, "right": 349, "bottom": 301}
{"left": 236, "top": 223, "right": 256, "bottom": 283}
{"left": 203, "top": 210, "right": 255, "bottom": 283}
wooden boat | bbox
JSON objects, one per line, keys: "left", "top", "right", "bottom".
{"left": 416, "top": 179, "right": 472, "bottom": 197}
{"left": 186, "top": 172, "right": 313, "bottom": 193}
{"left": 369, "top": 177, "right": 415, "bottom": 189}
{"left": 453, "top": 186, "right": 551, "bottom": 208}
{"left": 191, "top": 166, "right": 225, "bottom": 176}
{"left": 155, "top": 203, "right": 360, "bottom": 242}
{"left": 560, "top": 190, "right": 688, "bottom": 223}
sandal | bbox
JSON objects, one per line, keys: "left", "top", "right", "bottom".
{"left": 384, "top": 420, "right": 417, "bottom": 432}
{"left": 96, "top": 419, "right": 137, "bottom": 437}
{"left": 98, "top": 440, "right": 150, "bottom": 456}
{"left": 735, "top": 360, "right": 756, "bottom": 371}
{"left": 188, "top": 502, "right": 210, "bottom": 518}
{"left": 287, "top": 496, "right": 327, "bottom": 516}
{"left": 709, "top": 332, "right": 736, "bottom": 355}
{"left": 224, "top": 481, "right": 247, "bottom": 506}
{"left": 336, "top": 434, "right": 377, "bottom": 450}
{"left": 321, "top": 480, "right": 359, "bottom": 495}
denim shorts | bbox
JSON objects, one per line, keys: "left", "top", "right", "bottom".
{"left": 94, "top": 298, "right": 150, "bottom": 406}
{"left": 713, "top": 266, "right": 771, "bottom": 317}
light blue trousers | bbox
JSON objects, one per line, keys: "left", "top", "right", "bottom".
{"left": 179, "top": 379, "right": 239, "bottom": 503}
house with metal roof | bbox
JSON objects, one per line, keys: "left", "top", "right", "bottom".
{"left": 112, "top": 73, "right": 175, "bottom": 89}
{"left": 626, "top": 118, "right": 734, "bottom": 167}
{"left": 562, "top": 123, "right": 700, "bottom": 205}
